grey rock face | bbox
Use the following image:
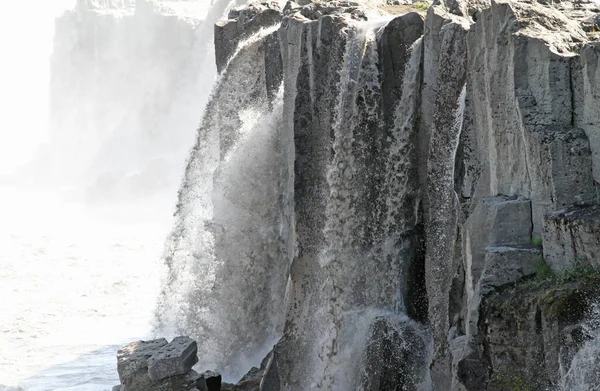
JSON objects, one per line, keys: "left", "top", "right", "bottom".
{"left": 147, "top": 336, "right": 199, "bottom": 381}
{"left": 574, "top": 43, "right": 600, "bottom": 183}
{"left": 464, "top": 1, "right": 594, "bottom": 235}
{"left": 476, "top": 245, "right": 541, "bottom": 302}
{"left": 214, "top": 3, "right": 283, "bottom": 73}
{"left": 378, "top": 12, "right": 424, "bottom": 123}
{"left": 117, "top": 339, "right": 168, "bottom": 390}
{"left": 277, "top": 13, "right": 350, "bottom": 389}
{"left": 151, "top": 0, "right": 600, "bottom": 389}
{"left": 445, "top": 1, "right": 600, "bottom": 388}
{"left": 543, "top": 205, "right": 600, "bottom": 271}
{"left": 422, "top": 6, "right": 468, "bottom": 388}
{"left": 463, "top": 196, "right": 533, "bottom": 294}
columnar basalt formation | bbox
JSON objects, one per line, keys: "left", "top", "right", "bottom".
{"left": 139, "top": 0, "right": 600, "bottom": 389}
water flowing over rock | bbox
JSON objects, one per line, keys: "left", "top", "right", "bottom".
{"left": 561, "top": 305, "right": 600, "bottom": 391}
{"left": 154, "top": 17, "right": 289, "bottom": 380}
{"left": 148, "top": 0, "right": 600, "bottom": 389}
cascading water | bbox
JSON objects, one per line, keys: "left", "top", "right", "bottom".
{"left": 282, "top": 19, "right": 431, "bottom": 390}
{"left": 560, "top": 303, "right": 600, "bottom": 390}
{"left": 317, "top": 23, "right": 382, "bottom": 390}
{"left": 152, "top": 14, "right": 432, "bottom": 389}
{"left": 154, "top": 23, "right": 291, "bottom": 381}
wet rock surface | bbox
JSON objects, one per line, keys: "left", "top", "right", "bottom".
{"left": 476, "top": 275, "right": 600, "bottom": 390}
{"left": 360, "top": 316, "right": 430, "bottom": 391}
{"left": 145, "top": 0, "right": 600, "bottom": 389}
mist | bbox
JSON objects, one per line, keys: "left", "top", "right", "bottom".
{"left": 0, "top": 1, "right": 220, "bottom": 389}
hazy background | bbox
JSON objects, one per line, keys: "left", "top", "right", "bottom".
{"left": 0, "top": 1, "right": 215, "bottom": 389}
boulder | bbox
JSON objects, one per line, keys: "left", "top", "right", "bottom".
{"left": 116, "top": 337, "right": 202, "bottom": 391}
{"left": 147, "top": 336, "right": 199, "bottom": 381}
{"left": 117, "top": 339, "right": 168, "bottom": 390}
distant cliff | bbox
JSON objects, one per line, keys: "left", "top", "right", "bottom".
{"left": 42, "top": 0, "right": 214, "bottom": 200}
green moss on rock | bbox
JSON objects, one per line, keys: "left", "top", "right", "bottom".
{"left": 479, "top": 273, "right": 600, "bottom": 390}
{"left": 489, "top": 368, "right": 537, "bottom": 391}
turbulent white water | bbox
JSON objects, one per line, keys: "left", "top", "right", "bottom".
{"left": 312, "top": 19, "right": 430, "bottom": 390}
{"left": 561, "top": 303, "right": 600, "bottom": 391}
{"left": 154, "top": 24, "right": 289, "bottom": 382}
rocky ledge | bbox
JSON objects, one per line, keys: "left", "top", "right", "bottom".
{"left": 456, "top": 264, "right": 600, "bottom": 390}
{"left": 113, "top": 336, "right": 229, "bottom": 391}
{"left": 114, "top": 336, "right": 288, "bottom": 391}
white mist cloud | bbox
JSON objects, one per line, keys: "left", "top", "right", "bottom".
{"left": 0, "top": 1, "right": 76, "bottom": 175}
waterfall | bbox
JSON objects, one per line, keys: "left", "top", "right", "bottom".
{"left": 318, "top": 23, "right": 380, "bottom": 390}
{"left": 312, "top": 20, "right": 430, "bottom": 391}
{"left": 560, "top": 304, "right": 600, "bottom": 390}
{"left": 154, "top": 24, "right": 289, "bottom": 381}
{"left": 561, "top": 337, "right": 600, "bottom": 391}
{"left": 155, "top": 9, "right": 431, "bottom": 389}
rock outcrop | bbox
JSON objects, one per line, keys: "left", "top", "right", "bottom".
{"left": 464, "top": 274, "right": 600, "bottom": 390}
{"left": 115, "top": 337, "right": 230, "bottom": 391}
{"left": 147, "top": 336, "right": 199, "bottom": 381}
{"left": 145, "top": 0, "right": 600, "bottom": 389}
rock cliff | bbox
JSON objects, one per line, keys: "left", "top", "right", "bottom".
{"left": 137, "top": 0, "right": 600, "bottom": 389}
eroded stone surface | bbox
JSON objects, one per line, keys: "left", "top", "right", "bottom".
{"left": 147, "top": 336, "right": 198, "bottom": 381}
{"left": 543, "top": 205, "right": 600, "bottom": 271}
{"left": 117, "top": 339, "right": 168, "bottom": 390}
{"left": 360, "top": 316, "right": 430, "bottom": 391}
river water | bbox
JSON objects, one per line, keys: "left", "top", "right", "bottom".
{"left": 0, "top": 1, "right": 202, "bottom": 389}
{"left": 0, "top": 187, "right": 172, "bottom": 390}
